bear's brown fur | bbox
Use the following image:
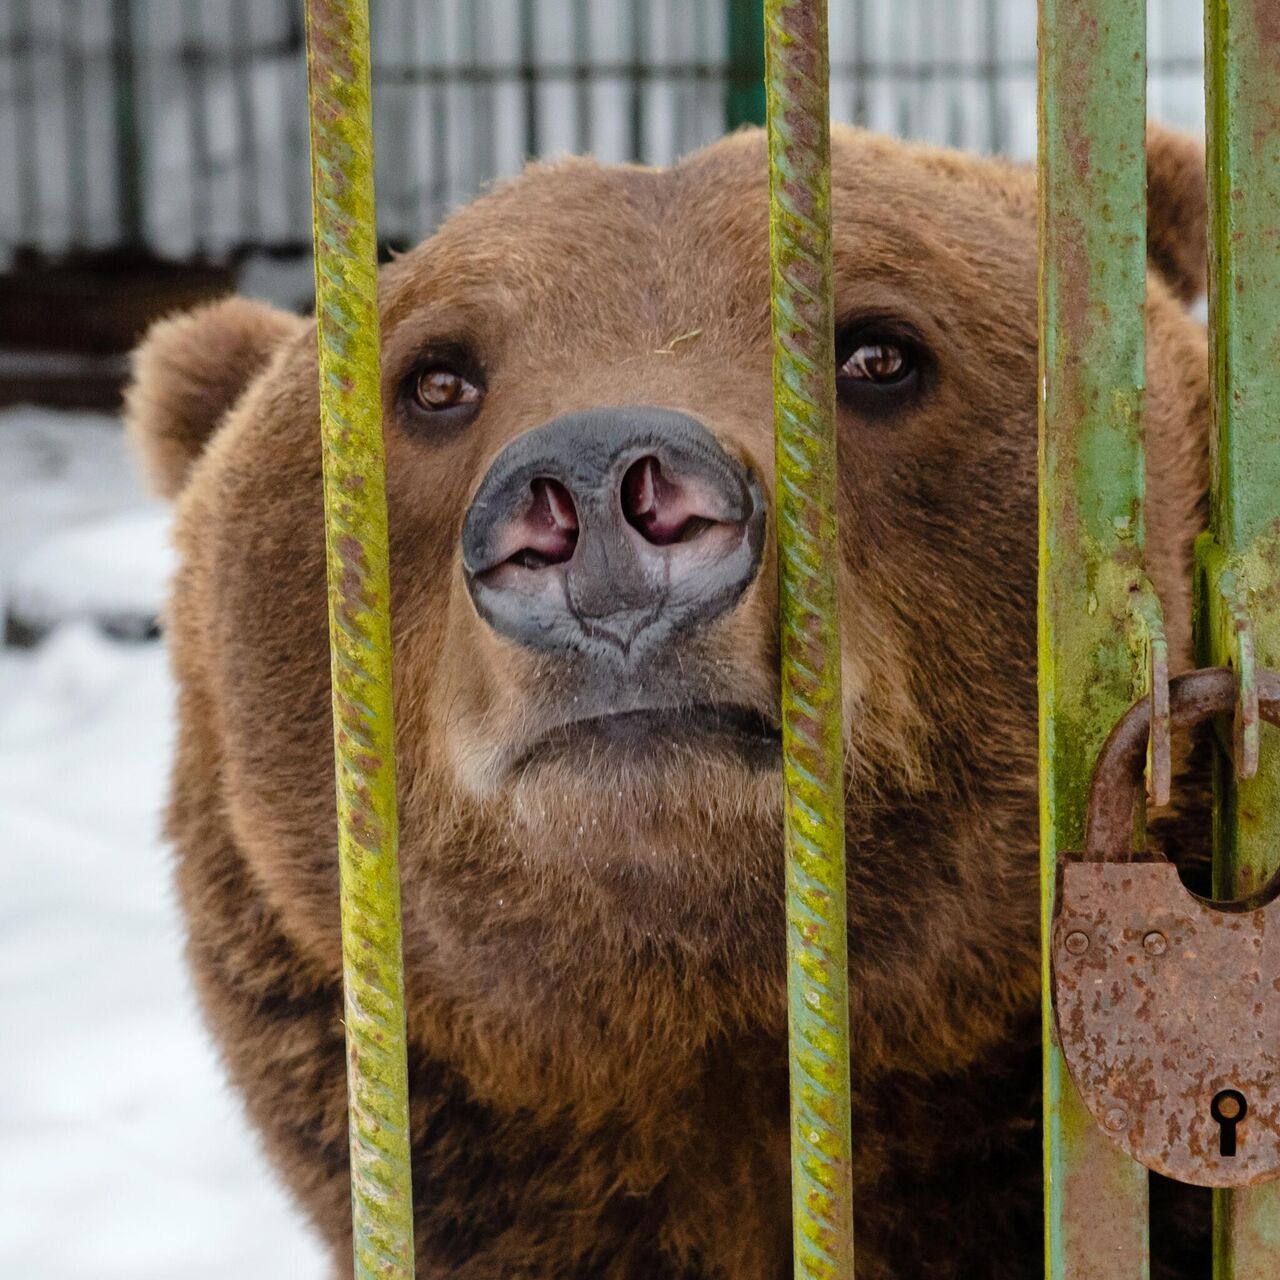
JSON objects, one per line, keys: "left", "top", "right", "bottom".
{"left": 127, "top": 125, "right": 1210, "bottom": 1278}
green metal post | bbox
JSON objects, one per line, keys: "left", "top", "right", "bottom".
{"left": 765, "top": 3, "right": 853, "bottom": 1278}
{"left": 111, "top": 0, "right": 143, "bottom": 247}
{"left": 1038, "top": 0, "right": 1157, "bottom": 1275}
{"left": 304, "top": 2, "right": 416, "bottom": 1277}
{"left": 1202, "top": 1, "right": 1280, "bottom": 1274}
{"left": 728, "top": 0, "right": 767, "bottom": 129}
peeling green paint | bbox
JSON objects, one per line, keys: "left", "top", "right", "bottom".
{"left": 1038, "top": 0, "right": 1153, "bottom": 1273}
{"left": 1202, "top": 0, "right": 1280, "bottom": 1272}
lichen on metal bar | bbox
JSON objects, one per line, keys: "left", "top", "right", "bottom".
{"left": 1037, "top": 0, "right": 1153, "bottom": 1273}
{"left": 1202, "top": 0, "right": 1280, "bottom": 1271}
{"left": 304, "top": 2, "right": 415, "bottom": 1276}
{"left": 765, "top": 3, "right": 854, "bottom": 1277}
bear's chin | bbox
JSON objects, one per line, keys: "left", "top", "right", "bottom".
{"left": 503, "top": 744, "right": 783, "bottom": 873}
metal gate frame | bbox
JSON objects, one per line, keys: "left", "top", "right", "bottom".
{"left": 299, "top": 0, "right": 1280, "bottom": 1277}
{"left": 1040, "top": 1, "right": 1280, "bottom": 1277}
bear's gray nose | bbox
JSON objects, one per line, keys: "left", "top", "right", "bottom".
{"left": 462, "top": 407, "right": 765, "bottom": 662}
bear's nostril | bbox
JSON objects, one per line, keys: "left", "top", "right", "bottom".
{"left": 621, "top": 456, "right": 718, "bottom": 547}
{"left": 505, "top": 477, "right": 578, "bottom": 569}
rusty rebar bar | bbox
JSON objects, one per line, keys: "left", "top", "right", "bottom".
{"left": 304, "top": 2, "right": 415, "bottom": 1276}
{"left": 765, "top": 3, "right": 854, "bottom": 1276}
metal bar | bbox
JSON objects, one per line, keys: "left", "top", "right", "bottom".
{"left": 682, "top": 0, "right": 708, "bottom": 156}
{"left": 1037, "top": 0, "right": 1152, "bottom": 1276}
{"left": 765, "top": 3, "right": 853, "bottom": 1278}
{"left": 381, "top": 0, "right": 417, "bottom": 242}
{"left": 284, "top": 4, "right": 310, "bottom": 249}
{"left": 727, "top": 0, "right": 767, "bottom": 128}
{"left": 466, "top": 1, "right": 495, "bottom": 214}
{"left": 303, "top": 2, "right": 415, "bottom": 1277}
{"left": 183, "top": 0, "right": 213, "bottom": 257}
{"left": 110, "top": 0, "right": 143, "bottom": 247}
{"left": 982, "top": 0, "right": 1003, "bottom": 153}
{"left": 231, "top": 0, "right": 260, "bottom": 243}
{"left": 848, "top": 0, "right": 868, "bottom": 127}
{"left": 629, "top": 0, "right": 648, "bottom": 161}
{"left": 12, "top": 0, "right": 40, "bottom": 247}
{"left": 572, "top": 0, "right": 591, "bottom": 154}
{"left": 1202, "top": 0, "right": 1280, "bottom": 1274}
{"left": 519, "top": 0, "right": 538, "bottom": 158}
{"left": 63, "top": 0, "right": 89, "bottom": 249}
{"left": 371, "top": 59, "right": 1075, "bottom": 88}
{"left": 426, "top": 0, "right": 448, "bottom": 230}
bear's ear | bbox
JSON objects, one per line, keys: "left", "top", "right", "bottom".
{"left": 1147, "top": 123, "right": 1207, "bottom": 304}
{"left": 125, "top": 296, "right": 304, "bottom": 498}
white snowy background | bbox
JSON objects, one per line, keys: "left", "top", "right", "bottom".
{"left": 0, "top": 409, "right": 328, "bottom": 1280}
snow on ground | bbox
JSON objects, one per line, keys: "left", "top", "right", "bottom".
{"left": 0, "top": 408, "right": 327, "bottom": 1279}
{"left": 0, "top": 407, "right": 174, "bottom": 640}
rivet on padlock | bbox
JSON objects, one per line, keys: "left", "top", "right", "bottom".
{"left": 1053, "top": 667, "right": 1280, "bottom": 1189}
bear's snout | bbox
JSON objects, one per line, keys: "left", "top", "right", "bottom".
{"left": 462, "top": 406, "right": 765, "bottom": 664}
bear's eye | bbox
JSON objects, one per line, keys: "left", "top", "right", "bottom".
{"left": 399, "top": 351, "right": 486, "bottom": 434}
{"left": 413, "top": 367, "right": 481, "bottom": 412}
{"left": 841, "top": 342, "right": 909, "bottom": 383}
{"left": 834, "top": 325, "right": 926, "bottom": 419}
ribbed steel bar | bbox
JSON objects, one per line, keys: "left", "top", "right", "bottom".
{"left": 1038, "top": 0, "right": 1152, "bottom": 1275}
{"left": 1202, "top": 0, "right": 1280, "bottom": 1273}
{"left": 304, "top": 3, "right": 415, "bottom": 1277}
{"left": 765, "top": 4, "right": 853, "bottom": 1278}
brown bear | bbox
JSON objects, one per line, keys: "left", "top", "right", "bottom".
{"left": 126, "top": 124, "right": 1211, "bottom": 1279}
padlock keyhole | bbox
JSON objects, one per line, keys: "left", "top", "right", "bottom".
{"left": 1211, "top": 1089, "right": 1248, "bottom": 1157}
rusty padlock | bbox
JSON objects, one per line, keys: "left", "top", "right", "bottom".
{"left": 1053, "top": 666, "right": 1280, "bottom": 1187}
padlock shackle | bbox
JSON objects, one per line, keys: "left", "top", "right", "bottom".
{"left": 1084, "top": 667, "right": 1280, "bottom": 860}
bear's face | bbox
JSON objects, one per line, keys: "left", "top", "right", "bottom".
{"left": 129, "top": 127, "right": 1206, "bottom": 1090}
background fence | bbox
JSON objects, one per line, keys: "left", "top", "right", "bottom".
{"left": 0, "top": 0, "right": 1209, "bottom": 266}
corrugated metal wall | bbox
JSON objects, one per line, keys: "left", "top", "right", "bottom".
{"left": 0, "top": 0, "right": 1207, "bottom": 264}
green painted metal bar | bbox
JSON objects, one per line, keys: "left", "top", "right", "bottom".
{"left": 110, "top": 0, "right": 143, "bottom": 247}
{"left": 727, "top": 0, "right": 767, "bottom": 129}
{"left": 1202, "top": 1, "right": 1280, "bottom": 1274}
{"left": 304, "top": 2, "right": 415, "bottom": 1277}
{"left": 1038, "top": 0, "right": 1153, "bottom": 1276}
{"left": 765, "top": 4, "right": 853, "bottom": 1278}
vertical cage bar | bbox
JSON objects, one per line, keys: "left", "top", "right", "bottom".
{"left": 983, "top": 0, "right": 1003, "bottom": 153}
{"left": 849, "top": 0, "right": 868, "bottom": 127}
{"left": 284, "top": 3, "right": 309, "bottom": 250}
{"left": 13, "top": 0, "right": 40, "bottom": 246}
{"left": 231, "top": 0, "right": 260, "bottom": 243}
{"left": 184, "top": 0, "right": 213, "bottom": 256}
{"left": 571, "top": 0, "right": 591, "bottom": 154}
{"left": 685, "top": 0, "right": 711, "bottom": 157}
{"left": 1038, "top": 0, "right": 1151, "bottom": 1276}
{"left": 727, "top": 0, "right": 766, "bottom": 129}
{"left": 304, "top": 2, "right": 415, "bottom": 1277}
{"left": 519, "top": 0, "right": 538, "bottom": 158}
{"left": 1202, "top": 0, "right": 1280, "bottom": 1274}
{"left": 63, "top": 0, "right": 89, "bottom": 248}
{"left": 110, "top": 0, "right": 143, "bottom": 247}
{"left": 629, "top": 0, "right": 648, "bottom": 161}
{"left": 424, "top": 0, "right": 448, "bottom": 231}
{"left": 466, "top": 1, "right": 495, "bottom": 212}
{"left": 765, "top": 3, "right": 854, "bottom": 1278}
